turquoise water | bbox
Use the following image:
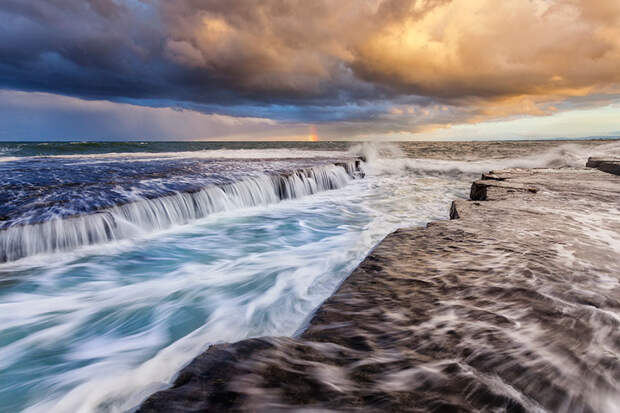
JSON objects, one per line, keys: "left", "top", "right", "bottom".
{"left": 1, "top": 140, "right": 613, "bottom": 412}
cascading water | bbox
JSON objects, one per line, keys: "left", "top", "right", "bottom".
{"left": 0, "top": 161, "right": 360, "bottom": 262}
{"left": 0, "top": 140, "right": 618, "bottom": 413}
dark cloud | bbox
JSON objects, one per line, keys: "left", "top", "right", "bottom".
{"left": 0, "top": 0, "right": 170, "bottom": 99}
{"left": 0, "top": 0, "right": 619, "bottom": 128}
{"left": 0, "top": 0, "right": 384, "bottom": 110}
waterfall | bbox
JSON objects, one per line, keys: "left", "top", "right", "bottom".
{"left": 0, "top": 161, "right": 361, "bottom": 263}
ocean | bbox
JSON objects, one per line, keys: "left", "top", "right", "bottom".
{"left": 0, "top": 139, "right": 617, "bottom": 412}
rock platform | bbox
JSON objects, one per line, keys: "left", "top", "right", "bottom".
{"left": 139, "top": 163, "right": 620, "bottom": 412}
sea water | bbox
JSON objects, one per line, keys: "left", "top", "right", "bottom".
{"left": 0, "top": 140, "right": 617, "bottom": 412}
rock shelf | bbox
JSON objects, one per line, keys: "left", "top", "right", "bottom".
{"left": 139, "top": 163, "right": 620, "bottom": 412}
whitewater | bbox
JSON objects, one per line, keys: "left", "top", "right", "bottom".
{"left": 0, "top": 140, "right": 618, "bottom": 412}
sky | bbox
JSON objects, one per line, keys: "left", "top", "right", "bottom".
{"left": 0, "top": 0, "right": 619, "bottom": 141}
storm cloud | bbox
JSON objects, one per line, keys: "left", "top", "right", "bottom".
{"left": 1, "top": 0, "right": 619, "bottom": 137}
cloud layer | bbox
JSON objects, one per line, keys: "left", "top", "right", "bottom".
{"left": 1, "top": 0, "right": 619, "bottom": 138}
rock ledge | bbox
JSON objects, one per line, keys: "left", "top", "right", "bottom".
{"left": 139, "top": 164, "right": 620, "bottom": 412}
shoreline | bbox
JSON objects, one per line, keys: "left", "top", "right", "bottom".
{"left": 138, "top": 158, "right": 620, "bottom": 412}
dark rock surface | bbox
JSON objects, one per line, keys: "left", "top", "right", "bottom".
{"left": 587, "top": 157, "right": 620, "bottom": 176}
{"left": 138, "top": 167, "right": 620, "bottom": 412}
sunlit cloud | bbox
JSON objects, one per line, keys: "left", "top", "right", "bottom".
{"left": 0, "top": 0, "right": 619, "bottom": 139}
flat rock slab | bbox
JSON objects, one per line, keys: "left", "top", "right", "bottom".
{"left": 587, "top": 157, "right": 620, "bottom": 176}
{"left": 139, "top": 167, "right": 620, "bottom": 413}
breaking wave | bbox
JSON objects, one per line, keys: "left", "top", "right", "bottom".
{"left": 350, "top": 140, "right": 620, "bottom": 177}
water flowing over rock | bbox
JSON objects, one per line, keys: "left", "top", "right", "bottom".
{"left": 0, "top": 160, "right": 361, "bottom": 262}
{"left": 139, "top": 164, "right": 620, "bottom": 412}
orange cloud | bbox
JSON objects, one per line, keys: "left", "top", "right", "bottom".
{"left": 162, "top": 0, "right": 620, "bottom": 126}
{"left": 354, "top": 0, "right": 620, "bottom": 101}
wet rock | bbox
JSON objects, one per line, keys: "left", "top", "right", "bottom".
{"left": 587, "top": 156, "right": 620, "bottom": 176}
{"left": 470, "top": 179, "right": 538, "bottom": 201}
{"left": 138, "top": 339, "right": 276, "bottom": 412}
{"left": 138, "top": 166, "right": 620, "bottom": 412}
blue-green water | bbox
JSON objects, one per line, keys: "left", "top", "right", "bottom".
{"left": 0, "top": 140, "right": 615, "bottom": 412}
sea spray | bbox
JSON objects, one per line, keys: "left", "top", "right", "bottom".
{"left": 350, "top": 140, "right": 620, "bottom": 177}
